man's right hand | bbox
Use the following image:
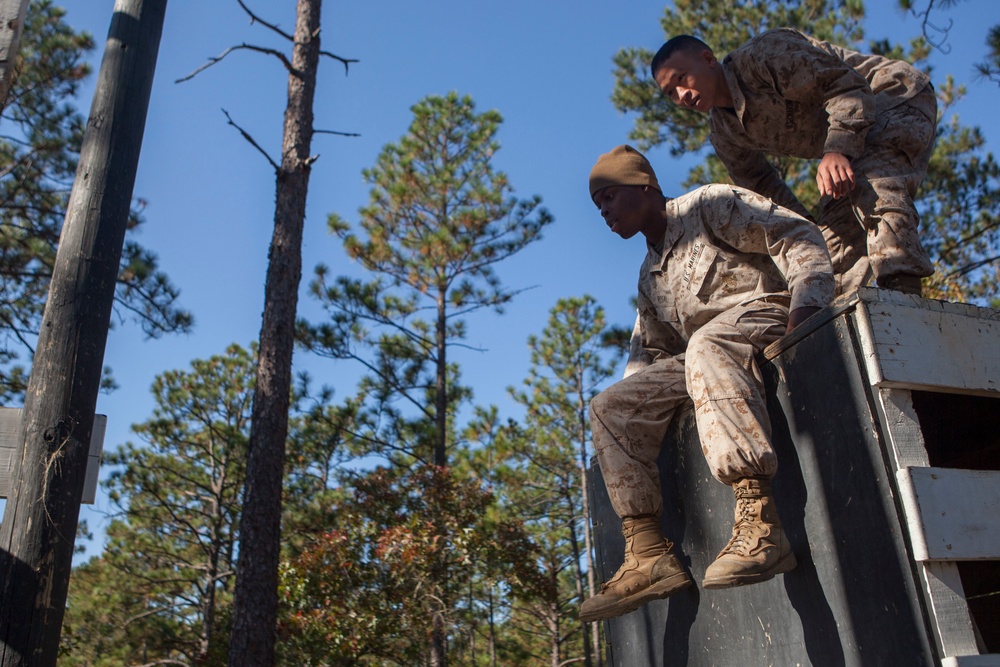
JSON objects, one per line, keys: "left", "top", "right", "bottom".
{"left": 816, "top": 152, "right": 855, "bottom": 199}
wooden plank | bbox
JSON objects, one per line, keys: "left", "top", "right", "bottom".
{"left": 853, "top": 290, "right": 1000, "bottom": 393}
{"left": 924, "top": 561, "right": 984, "bottom": 661}
{"left": 942, "top": 656, "right": 1000, "bottom": 667}
{"left": 0, "top": 407, "right": 19, "bottom": 500}
{"left": 897, "top": 467, "right": 1000, "bottom": 561}
{"left": 762, "top": 290, "right": 859, "bottom": 361}
{"left": 0, "top": 408, "right": 106, "bottom": 504}
{"left": 81, "top": 415, "right": 107, "bottom": 504}
{"left": 876, "top": 387, "right": 931, "bottom": 470}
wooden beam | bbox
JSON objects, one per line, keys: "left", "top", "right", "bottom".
{"left": 853, "top": 288, "right": 1000, "bottom": 394}
{"left": 897, "top": 466, "right": 1000, "bottom": 561}
{"left": 941, "top": 656, "right": 1000, "bottom": 667}
{"left": 0, "top": 2, "right": 167, "bottom": 665}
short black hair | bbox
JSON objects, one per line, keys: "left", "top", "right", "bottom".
{"left": 650, "top": 35, "right": 713, "bottom": 79}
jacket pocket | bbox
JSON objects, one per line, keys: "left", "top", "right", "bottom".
{"left": 683, "top": 244, "right": 718, "bottom": 296}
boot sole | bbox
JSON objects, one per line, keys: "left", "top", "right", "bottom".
{"left": 702, "top": 552, "right": 798, "bottom": 590}
{"left": 580, "top": 572, "right": 693, "bottom": 623}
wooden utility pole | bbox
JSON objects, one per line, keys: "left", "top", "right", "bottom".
{"left": 0, "top": 2, "right": 167, "bottom": 665}
{"left": 0, "top": 0, "right": 28, "bottom": 110}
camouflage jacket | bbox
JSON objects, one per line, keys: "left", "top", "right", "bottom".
{"left": 634, "top": 184, "right": 833, "bottom": 363}
{"left": 708, "top": 28, "right": 931, "bottom": 220}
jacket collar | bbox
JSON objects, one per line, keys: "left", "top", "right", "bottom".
{"left": 648, "top": 199, "right": 683, "bottom": 271}
{"left": 717, "top": 58, "right": 746, "bottom": 125}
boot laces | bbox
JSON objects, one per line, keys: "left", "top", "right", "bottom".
{"left": 720, "top": 486, "right": 758, "bottom": 556}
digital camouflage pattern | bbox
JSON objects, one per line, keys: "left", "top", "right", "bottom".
{"left": 708, "top": 28, "right": 935, "bottom": 293}
{"left": 592, "top": 184, "right": 833, "bottom": 518}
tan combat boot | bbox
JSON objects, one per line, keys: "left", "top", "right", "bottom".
{"left": 579, "top": 515, "right": 692, "bottom": 623}
{"left": 702, "top": 477, "right": 796, "bottom": 589}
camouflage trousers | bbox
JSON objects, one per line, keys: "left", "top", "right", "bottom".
{"left": 590, "top": 303, "right": 785, "bottom": 519}
{"left": 819, "top": 83, "right": 937, "bottom": 295}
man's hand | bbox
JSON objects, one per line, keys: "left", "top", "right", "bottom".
{"left": 816, "top": 152, "right": 855, "bottom": 199}
{"left": 787, "top": 306, "right": 821, "bottom": 332}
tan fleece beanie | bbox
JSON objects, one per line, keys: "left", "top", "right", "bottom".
{"left": 589, "top": 144, "right": 660, "bottom": 198}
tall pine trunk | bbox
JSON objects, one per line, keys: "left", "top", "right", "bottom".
{"left": 430, "top": 287, "right": 449, "bottom": 666}
{"left": 227, "top": 1, "right": 320, "bottom": 664}
{"left": 578, "top": 382, "right": 601, "bottom": 667}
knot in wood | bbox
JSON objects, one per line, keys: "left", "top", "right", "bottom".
{"left": 43, "top": 419, "right": 71, "bottom": 443}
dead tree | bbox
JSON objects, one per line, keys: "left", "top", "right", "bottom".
{"left": 0, "top": 2, "right": 167, "bottom": 665}
{"left": 178, "top": 2, "right": 356, "bottom": 664}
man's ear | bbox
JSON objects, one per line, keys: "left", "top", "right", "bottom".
{"left": 701, "top": 49, "right": 718, "bottom": 66}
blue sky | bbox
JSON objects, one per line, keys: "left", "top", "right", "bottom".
{"left": 10, "top": 1, "right": 996, "bottom": 559}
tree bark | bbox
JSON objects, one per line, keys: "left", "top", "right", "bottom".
{"left": 430, "top": 290, "right": 449, "bottom": 666}
{"left": 0, "top": 2, "right": 166, "bottom": 665}
{"left": 226, "top": 1, "right": 320, "bottom": 665}
{"left": 435, "top": 288, "right": 447, "bottom": 467}
{"left": 578, "top": 382, "right": 601, "bottom": 667}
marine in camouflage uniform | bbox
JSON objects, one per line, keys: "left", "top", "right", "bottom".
{"left": 651, "top": 28, "right": 936, "bottom": 295}
{"left": 580, "top": 145, "right": 833, "bottom": 623}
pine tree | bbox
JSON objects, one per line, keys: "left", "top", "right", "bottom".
{"left": 497, "top": 296, "right": 619, "bottom": 667}
{"left": 304, "top": 91, "right": 552, "bottom": 469}
{"left": 60, "top": 344, "right": 256, "bottom": 666}
{"left": 916, "top": 76, "right": 1000, "bottom": 303}
{"left": 279, "top": 383, "right": 362, "bottom": 555}
{"left": 276, "top": 463, "right": 547, "bottom": 667}
{"left": 210, "top": 2, "right": 354, "bottom": 662}
{"left": 301, "top": 91, "right": 552, "bottom": 666}
{"left": 977, "top": 24, "right": 1000, "bottom": 83}
{"left": 0, "top": 0, "right": 191, "bottom": 402}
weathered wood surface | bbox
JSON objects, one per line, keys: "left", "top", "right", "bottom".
{"left": 0, "top": 409, "right": 106, "bottom": 503}
{"left": 852, "top": 288, "right": 1000, "bottom": 394}
{"left": 942, "top": 656, "right": 1000, "bottom": 667}
{"left": 897, "top": 466, "right": 1000, "bottom": 561}
{"left": 0, "top": 3, "right": 167, "bottom": 666}
{"left": 0, "top": 0, "right": 29, "bottom": 109}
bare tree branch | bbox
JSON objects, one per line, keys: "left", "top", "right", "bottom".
{"left": 236, "top": 0, "right": 358, "bottom": 74}
{"left": 221, "top": 108, "right": 280, "bottom": 172}
{"left": 236, "top": 0, "right": 293, "bottom": 41}
{"left": 175, "top": 44, "right": 293, "bottom": 83}
{"left": 903, "top": 0, "right": 956, "bottom": 53}
{"left": 946, "top": 252, "right": 1000, "bottom": 278}
{"left": 319, "top": 48, "right": 359, "bottom": 75}
{"left": 314, "top": 128, "right": 361, "bottom": 137}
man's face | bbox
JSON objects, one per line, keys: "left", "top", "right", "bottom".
{"left": 653, "top": 49, "right": 723, "bottom": 113}
{"left": 592, "top": 185, "right": 649, "bottom": 240}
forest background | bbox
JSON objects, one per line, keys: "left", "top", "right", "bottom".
{"left": 0, "top": 0, "right": 998, "bottom": 665}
